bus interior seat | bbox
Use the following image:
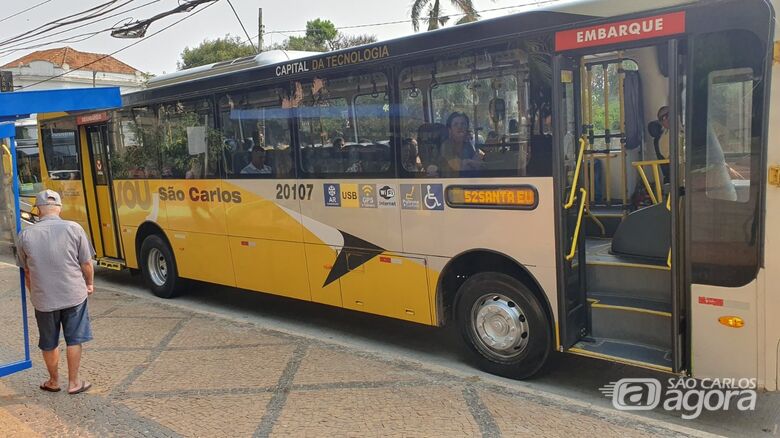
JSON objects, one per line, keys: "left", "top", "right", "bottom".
{"left": 611, "top": 202, "right": 670, "bottom": 260}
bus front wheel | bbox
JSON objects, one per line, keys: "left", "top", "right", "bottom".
{"left": 139, "top": 234, "right": 182, "bottom": 299}
{"left": 455, "top": 272, "right": 551, "bottom": 379}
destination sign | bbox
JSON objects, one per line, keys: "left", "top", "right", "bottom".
{"left": 445, "top": 185, "right": 538, "bottom": 210}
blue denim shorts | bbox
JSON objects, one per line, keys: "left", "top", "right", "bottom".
{"left": 35, "top": 299, "right": 93, "bottom": 351}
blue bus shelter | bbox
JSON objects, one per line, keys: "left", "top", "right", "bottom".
{"left": 0, "top": 87, "right": 121, "bottom": 378}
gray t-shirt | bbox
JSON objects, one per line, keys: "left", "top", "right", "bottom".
{"left": 17, "top": 216, "right": 95, "bottom": 312}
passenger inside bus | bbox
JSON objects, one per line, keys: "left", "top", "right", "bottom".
{"left": 439, "top": 112, "right": 484, "bottom": 175}
{"left": 241, "top": 147, "right": 271, "bottom": 174}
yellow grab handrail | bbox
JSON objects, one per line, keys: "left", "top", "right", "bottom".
{"left": 566, "top": 188, "right": 587, "bottom": 261}
{"left": 565, "top": 138, "right": 587, "bottom": 209}
{"left": 632, "top": 159, "right": 669, "bottom": 205}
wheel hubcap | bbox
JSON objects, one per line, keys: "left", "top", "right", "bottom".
{"left": 147, "top": 248, "right": 167, "bottom": 287}
{"left": 472, "top": 293, "right": 529, "bottom": 358}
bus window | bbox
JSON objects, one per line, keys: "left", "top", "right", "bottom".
{"left": 689, "top": 29, "right": 766, "bottom": 287}
{"left": 40, "top": 120, "right": 81, "bottom": 181}
{"left": 218, "top": 88, "right": 293, "bottom": 178}
{"left": 158, "top": 98, "right": 220, "bottom": 179}
{"left": 398, "top": 41, "right": 550, "bottom": 178}
{"left": 17, "top": 147, "right": 42, "bottom": 196}
{"left": 296, "top": 72, "right": 392, "bottom": 177}
{"left": 111, "top": 107, "right": 161, "bottom": 179}
{"left": 705, "top": 68, "right": 753, "bottom": 203}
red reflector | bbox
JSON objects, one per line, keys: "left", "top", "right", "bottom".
{"left": 698, "top": 296, "right": 724, "bottom": 307}
{"left": 379, "top": 256, "right": 391, "bottom": 263}
{"left": 240, "top": 241, "right": 249, "bottom": 246}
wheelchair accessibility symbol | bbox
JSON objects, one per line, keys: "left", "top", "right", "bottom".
{"left": 422, "top": 184, "right": 444, "bottom": 211}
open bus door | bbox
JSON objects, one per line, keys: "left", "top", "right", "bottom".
{"left": 552, "top": 13, "right": 693, "bottom": 371}
{"left": 78, "top": 114, "right": 123, "bottom": 266}
{"left": 553, "top": 54, "right": 588, "bottom": 349}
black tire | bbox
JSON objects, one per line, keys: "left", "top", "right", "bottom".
{"left": 455, "top": 272, "right": 551, "bottom": 379}
{"left": 139, "top": 234, "right": 182, "bottom": 299}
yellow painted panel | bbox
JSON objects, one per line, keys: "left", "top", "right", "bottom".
{"left": 95, "top": 185, "right": 119, "bottom": 258}
{"left": 164, "top": 180, "right": 227, "bottom": 234}
{"left": 340, "top": 253, "right": 432, "bottom": 325}
{"left": 168, "top": 230, "right": 235, "bottom": 287}
{"left": 113, "top": 180, "right": 167, "bottom": 229}
{"left": 222, "top": 180, "right": 303, "bottom": 242}
{"left": 229, "top": 237, "right": 310, "bottom": 301}
{"left": 304, "top": 243, "right": 342, "bottom": 307}
{"left": 120, "top": 225, "right": 139, "bottom": 269}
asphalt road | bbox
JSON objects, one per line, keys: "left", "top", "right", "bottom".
{"left": 95, "top": 268, "right": 779, "bottom": 437}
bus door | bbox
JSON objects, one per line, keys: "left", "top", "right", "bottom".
{"left": 553, "top": 54, "right": 588, "bottom": 348}
{"left": 83, "top": 120, "right": 122, "bottom": 260}
{"left": 553, "top": 15, "right": 690, "bottom": 372}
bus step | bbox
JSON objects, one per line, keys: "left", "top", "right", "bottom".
{"left": 588, "top": 293, "right": 671, "bottom": 348}
{"left": 570, "top": 338, "right": 672, "bottom": 372}
{"left": 98, "top": 257, "right": 125, "bottom": 270}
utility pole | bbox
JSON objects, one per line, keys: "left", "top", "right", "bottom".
{"left": 257, "top": 8, "right": 264, "bottom": 52}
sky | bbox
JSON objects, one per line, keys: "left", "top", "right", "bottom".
{"left": 0, "top": 0, "right": 564, "bottom": 76}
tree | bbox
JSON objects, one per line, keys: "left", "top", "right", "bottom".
{"left": 410, "top": 0, "right": 480, "bottom": 32}
{"left": 271, "top": 19, "right": 377, "bottom": 52}
{"left": 177, "top": 34, "right": 256, "bottom": 70}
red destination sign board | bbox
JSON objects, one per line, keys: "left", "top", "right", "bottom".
{"left": 76, "top": 111, "right": 109, "bottom": 125}
{"left": 555, "top": 11, "right": 686, "bottom": 51}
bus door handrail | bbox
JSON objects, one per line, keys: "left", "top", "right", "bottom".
{"left": 566, "top": 187, "right": 587, "bottom": 261}
{"left": 564, "top": 138, "right": 587, "bottom": 209}
{"left": 632, "top": 159, "right": 669, "bottom": 204}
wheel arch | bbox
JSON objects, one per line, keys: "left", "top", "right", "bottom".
{"left": 135, "top": 221, "right": 171, "bottom": 268}
{"left": 435, "top": 249, "right": 555, "bottom": 336}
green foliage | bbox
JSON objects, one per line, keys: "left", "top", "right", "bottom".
{"left": 177, "top": 34, "right": 256, "bottom": 70}
{"left": 410, "top": 0, "right": 480, "bottom": 32}
{"left": 306, "top": 18, "right": 338, "bottom": 48}
{"left": 272, "top": 19, "right": 377, "bottom": 52}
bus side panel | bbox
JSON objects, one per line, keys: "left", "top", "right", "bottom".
{"left": 401, "top": 177, "right": 560, "bottom": 326}
{"left": 223, "top": 179, "right": 310, "bottom": 301}
{"left": 112, "top": 179, "right": 168, "bottom": 268}
{"left": 763, "top": 40, "right": 780, "bottom": 391}
{"left": 79, "top": 127, "right": 105, "bottom": 259}
{"left": 161, "top": 180, "right": 235, "bottom": 287}
{"left": 46, "top": 180, "right": 90, "bottom": 237}
{"left": 300, "top": 180, "right": 434, "bottom": 324}
{"left": 690, "top": 280, "right": 758, "bottom": 382}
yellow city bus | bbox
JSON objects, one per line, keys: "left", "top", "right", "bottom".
{"left": 37, "top": 0, "right": 780, "bottom": 387}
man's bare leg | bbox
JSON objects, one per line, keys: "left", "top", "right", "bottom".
{"left": 66, "top": 344, "right": 86, "bottom": 392}
{"left": 41, "top": 348, "right": 60, "bottom": 389}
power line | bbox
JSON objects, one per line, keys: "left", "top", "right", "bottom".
{"left": 225, "top": 0, "right": 256, "bottom": 53}
{"left": 20, "top": 0, "right": 219, "bottom": 89}
{"left": 0, "top": 0, "right": 162, "bottom": 60}
{"left": 0, "top": 0, "right": 57, "bottom": 24}
{"left": 0, "top": 0, "right": 135, "bottom": 48}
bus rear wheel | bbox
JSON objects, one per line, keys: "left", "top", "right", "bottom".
{"left": 455, "top": 272, "right": 551, "bottom": 379}
{"left": 139, "top": 234, "right": 182, "bottom": 299}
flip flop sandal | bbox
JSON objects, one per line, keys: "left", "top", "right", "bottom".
{"left": 39, "top": 383, "right": 61, "bottom": 393}
{"left": 68, "top": 381, "right": 92, "bottom": 395}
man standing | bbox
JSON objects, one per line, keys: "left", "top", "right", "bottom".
{"left": 17, "top": 189, "right": 95, "bottom": 395}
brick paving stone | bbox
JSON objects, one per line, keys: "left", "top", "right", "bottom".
{"left": 79, "top": 351, "right": 152, "bottom": 395}
{"left": 272, "top": 386, "right": 482, "bottom": 437}
{"left": 479, "top": 388, "right": 656, "bottom": 437}
{"left": 102, "top": 301, "right": 190, "bottom": 319}
{"left": 0, "top": 407, "right": 40, "bottom": 437}
{"left": 166, "top": 317, "right": 285, "bottom": 349}
{"left": 89, "top": 317, "right": 182, "bottom": 350}
{"left": 127, "top": 345, "right": 295, "bottom": 393}
{"left": 292, "top": 346, "right": 422, "bottom": 387}
{"left": 121, "top": 393, "right": 272, "bottom": 437}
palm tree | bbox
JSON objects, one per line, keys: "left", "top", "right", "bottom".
{"left": 410, "top": 0, "right": 480, "bottom": 32}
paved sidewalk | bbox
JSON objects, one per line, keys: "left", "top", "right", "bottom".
{"left": 0, "top": 265, "right": 708, "bottom": 437}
